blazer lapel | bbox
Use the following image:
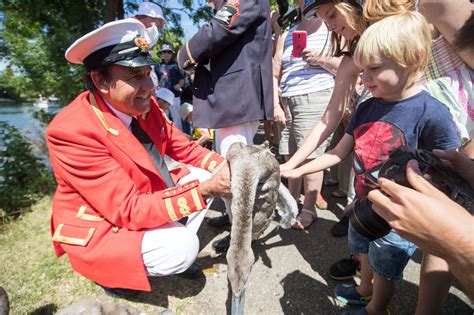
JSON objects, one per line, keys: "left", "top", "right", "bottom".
{"left": 88, "top": 93, "right": 161, "bottom": 176}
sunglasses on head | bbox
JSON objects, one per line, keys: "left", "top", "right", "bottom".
{"left": 161, "top": 50, "right": 173, "bottom": 54}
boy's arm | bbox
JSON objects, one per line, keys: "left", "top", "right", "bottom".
{"left": 281, "top": 133, "right": 354, "bottom": 179}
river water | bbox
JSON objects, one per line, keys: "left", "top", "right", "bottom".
{"left": 0, "top": 102, "right": 62, "bottom": 163}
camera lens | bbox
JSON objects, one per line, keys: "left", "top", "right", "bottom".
{"left": 347, "top": 197, "right": 391, "bottom": 241}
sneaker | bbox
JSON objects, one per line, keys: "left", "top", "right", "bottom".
{"left": 329, "top": 255, "right": 360, "bottom": 280}
{"left": 330, "top": 216, "right": 349, "bottom": 237}
{"left": 177, "top": 263, "right": 203, "bottom": 279}
{"left": 212, "top": 234, "right": 231, "bottom": 254}
{"left": 334, "top": 284, "right": 371, "bottom": 305}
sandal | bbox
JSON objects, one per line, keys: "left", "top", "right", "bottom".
{"left": 316, "top": 194, "right": 328, "bottom": 210}
{"left": 292, "top": 209, "right": 317, "bottom": 230}
{"left": 331, "top": 189, "right": 347, "bottom": 198}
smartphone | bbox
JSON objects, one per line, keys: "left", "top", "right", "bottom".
{"left": 292, "top": 30, "right": 307, "bottom": 58}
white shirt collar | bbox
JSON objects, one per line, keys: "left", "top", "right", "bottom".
{"left": 103, "top": 98, "right": 133, "bottom": 130}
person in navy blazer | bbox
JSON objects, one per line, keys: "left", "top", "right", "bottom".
{"left": 177, "top": 0, "right": 274, "bottom": 254}
{"left": 177, "top": 0, "right": 274, "bottom": 156}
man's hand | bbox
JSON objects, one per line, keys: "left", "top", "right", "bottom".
{"left": 271, "top": 11, "right": 281, "bottom": 34}
{"left": 173, "top": 83, "right": 182, "bottom": 92}
{"left": 195, "top": 128, "right": 211, "bottom": 145}
{"left": 368, "top": 159, "right": 471, "bottom": 258}
{"left": 433, "top": 148, "right": 474, "bottom": 188}
{"left": 199, "top": 161, "right": 231, "bottom": 199}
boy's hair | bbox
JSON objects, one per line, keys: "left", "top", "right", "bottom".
{"left": 354, "top": 11, "right": 431, "bottom": 84}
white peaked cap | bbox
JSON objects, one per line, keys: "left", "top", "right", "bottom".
{"left": 65, "top": 19, "right": 157, "bottom": 71}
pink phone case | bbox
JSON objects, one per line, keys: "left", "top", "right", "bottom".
{"left": 292, "top": 30, "right": 307, "bottom": 58}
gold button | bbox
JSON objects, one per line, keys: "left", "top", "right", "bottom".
{"left": 112, "top": 226, "right": 119, "bottom": 233}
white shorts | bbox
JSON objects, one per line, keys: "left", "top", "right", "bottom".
{"left": 141, "top": 167, "right": 211, "bottom": 276}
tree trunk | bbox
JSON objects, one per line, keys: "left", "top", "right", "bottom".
{"left": 104, "top": 0, "right": 124, "bottom": 22}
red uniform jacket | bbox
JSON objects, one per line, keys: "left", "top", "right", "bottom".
{"left": 46, "top": 92, "right": 224, "bottom": 291}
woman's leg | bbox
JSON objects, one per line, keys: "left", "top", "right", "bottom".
{"left": 365, "top": 272, "right": 396, "bottom": 315}
{"left": 285, "top": 155, "right": 302, "bottom": 200}
{"left": 416, "top": 253, "right": 453, "bottom": 315}
{"left": 302, "top": 167, "right": 323, "bottom": 211}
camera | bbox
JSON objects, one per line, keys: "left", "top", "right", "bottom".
{"left": 347, "top": 146, "right": 474, "bottom": 240}
{"left": 276, "top": 0, "right": 300, "bottom": 27}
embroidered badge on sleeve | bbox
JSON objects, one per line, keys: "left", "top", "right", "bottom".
{"left": 213, "top": 1, "right": 240, "bottom": 29}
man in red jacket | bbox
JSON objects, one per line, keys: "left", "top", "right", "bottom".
{"left": 46, "top": 19, "right": 230, "bottom": 297}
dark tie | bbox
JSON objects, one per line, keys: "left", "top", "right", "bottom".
{"left": 130, "top": 118, "right": 175, "bottom": 188}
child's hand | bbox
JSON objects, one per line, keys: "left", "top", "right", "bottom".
{"left": 279, "top": 162, "right": 292, "bottom": 173}
{"left": 280, "top": 167, "right": 301, "bottom": 179}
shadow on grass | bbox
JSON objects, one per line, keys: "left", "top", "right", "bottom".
{"left": 30, "top": 303, "right": 58, "bottom": 315}
{"left": 126, "top": 274, "right": 207, "bottom": 308}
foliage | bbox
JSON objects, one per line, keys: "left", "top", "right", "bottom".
{"left": 0, "top": 197, "right": 201, "bottom": 314}
{"left": 0, "top": 197, "right": 98, "bottom": 313}
{"left": 31, "top": 108, "right": 55, "bottom": 126}
{"left": 0, "top": 68, "right": 22, "bottom": 100}
{"left": 0, "top": 0, "right": 283, "bottom": 104}
{"left": 0, "top": 0, "right": 212, "bottom": 104}
{"left": 0, "top": 122, "right": 54, "bottom": 219}
{"left": 0, "top": 0, "right": 106, "bottom": 102}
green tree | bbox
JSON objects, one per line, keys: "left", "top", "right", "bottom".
{"left": 0, "top": 66, "right": 23, "bottom": 100}
{"left": 0, "top": 0, "right": 106, "bottom": 102}
{"left": 0, "top": 0, "right": 212, "bottom": 103}
{"left": 0, "top": 122, "right": 54, "bottom": 219}
{"left": 0, "top": 0, "right": 283, "bottom": 103}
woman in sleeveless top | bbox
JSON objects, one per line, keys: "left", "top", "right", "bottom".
{"left": 273, "top": 0, "right": 343, "bottom": 229}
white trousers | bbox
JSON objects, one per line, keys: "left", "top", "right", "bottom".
{"left": 214, "top": 121, "right": 260, "bottom": 157}
{"left": 141, "top": 167, "right": 211, "bottom": 276}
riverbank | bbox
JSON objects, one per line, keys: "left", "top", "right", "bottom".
{"left": 0, "top": 97, "right": 20, "bottom": 104}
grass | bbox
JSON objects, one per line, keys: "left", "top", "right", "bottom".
{"left": 0, "top": 196, "right": 191, "bottom": 314}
